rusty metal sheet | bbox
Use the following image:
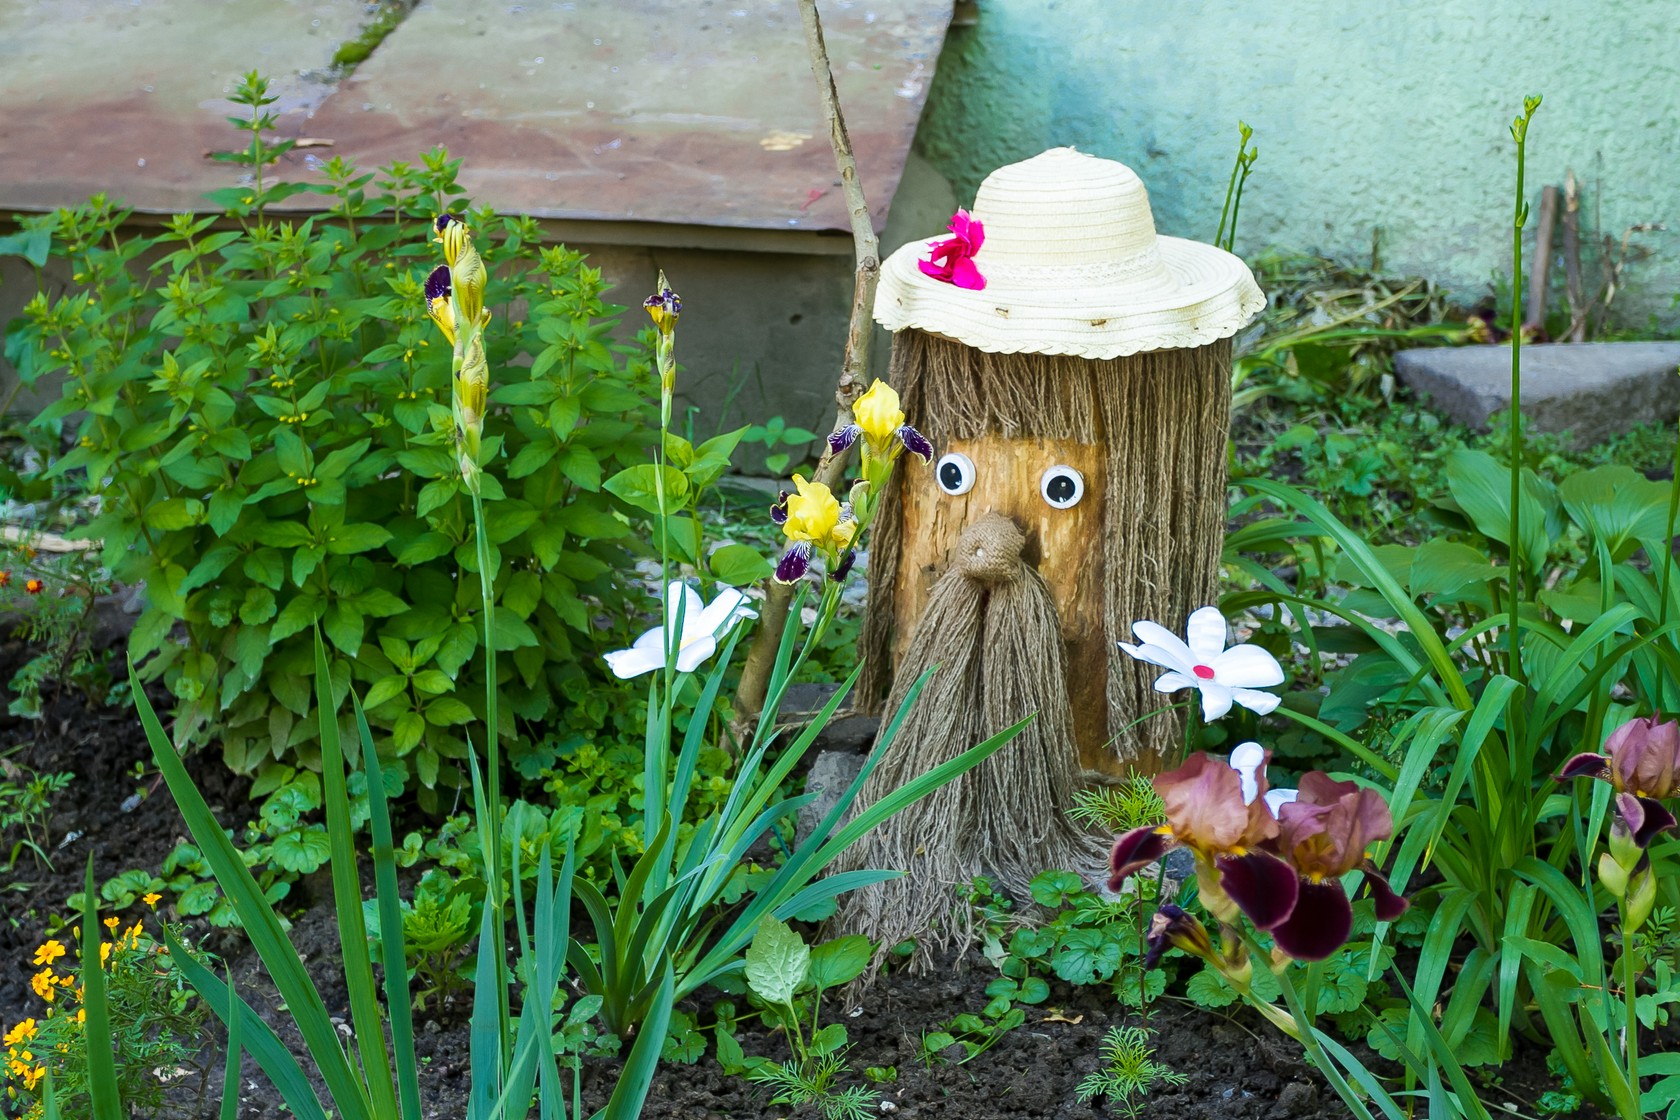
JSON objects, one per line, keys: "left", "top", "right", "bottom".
{"left": 0, "top": 0, "right": 951, "bottom": 237}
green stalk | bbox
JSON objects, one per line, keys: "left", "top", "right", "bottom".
{"left": 468, "top": 488, "right": 512, "bottom": 1071}
{"left": 1620, "top": 906, "right": 1642, "bottom": 1118}
{"left": 1507, "top": 97, "right": 1540, "bottom": 695}
{"left": 1659, "top": 411, "right": 1680, "bottom": 631}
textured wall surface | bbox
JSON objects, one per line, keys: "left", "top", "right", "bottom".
{"left": 916, "top": 1, "right": 1680, "bottom": 327}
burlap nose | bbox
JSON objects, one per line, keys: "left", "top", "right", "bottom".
{"left": 955, "top": 513, "right": 1026, "bottom": 585}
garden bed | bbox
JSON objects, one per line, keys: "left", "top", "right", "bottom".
{"left": 0, "top": 636, "right": 1607, "bottom": 1120}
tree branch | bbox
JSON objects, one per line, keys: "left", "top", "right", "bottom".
{"left": 734, "top": 0, "right": 882, "bottom": 721}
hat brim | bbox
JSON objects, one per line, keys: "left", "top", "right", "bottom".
{"left": 873, "top": 235, "right": 1266, "bottom": 360}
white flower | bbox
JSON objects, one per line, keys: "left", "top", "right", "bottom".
{"left": 604, "top": 584, "right": 757, "bottom": 680}
{"left": 1228, "top": 741, "right": 1298, "bottom": 818}
{"left": 1119, "top": 606, "right": 1285, "bottom": 721}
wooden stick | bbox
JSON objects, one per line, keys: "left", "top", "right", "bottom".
{"left": 1524, "top": 184, "right": 1559, "bottom": 334}
{"left": 734, "top": 0, "right": 880, "bottom": 721}
{"left": 1561, "top": 170, "right": 1586, "bottom": 342}
{"left": 1, "top": 525, "right": 98, "bottom": 552}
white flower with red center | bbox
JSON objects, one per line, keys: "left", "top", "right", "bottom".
{"left": 1119, "top": 606, "right": 1285, "bottom": 721}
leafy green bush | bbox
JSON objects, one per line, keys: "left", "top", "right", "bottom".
{"left": 5, "top": 73, "right": 656, "bottom": 799}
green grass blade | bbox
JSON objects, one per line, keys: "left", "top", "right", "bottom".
{"left": 353, "top": 694, "right": 423, "bottom": 1120}
{"left": 41, "top": 1068, "right": 60, "bottom": 1120}
{"left": 128, "top": 658, "right": 374, "bottom": 1120}
{"left": 1241, "top": 476, "right": 1471, "bottom": 709}
{"left": 80, "top": 857, "right": 122, "bottom": 1120}
{"left": 602, "top": 961, "right": 675, "bottom": 1120}
{"left": 221, "top": 968, "right": 242, "bottom": 1120}
{"left": 313, "top": 636, "right": 398, "bottom": 1120}
{"left": 160, "top": 926, "right": 329, "bottom": 1120}
{"left": 468, "top": 881, "right": 504, "bottom": 1120}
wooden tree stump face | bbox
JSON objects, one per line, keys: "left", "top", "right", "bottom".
{"left": 891, "top": 436, "right": 1120, "bottom": 776}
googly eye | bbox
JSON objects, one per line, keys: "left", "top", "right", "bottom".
{"left": 1040, "top": 465, "right": 1085, "bottom": 509}
{"left": 935, "top": 452, "right": 976, "bottom": 496}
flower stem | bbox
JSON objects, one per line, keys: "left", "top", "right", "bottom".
{"left": 1620, "top": 907, "right": 1642, "bottom": 1118}
{"left": 1507, "top": 98, "right": 1539, "bottom": 697}
{"left": 468, "top": 488, "right": 511, "bottom": 1068}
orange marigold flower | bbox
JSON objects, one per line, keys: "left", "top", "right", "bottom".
{"left": 30, "top": 942, "right": 64, "bottom": 968}
{"left": 102, "top": 916, "right": 120, "bottom": 932}
{"left": 0, "top": 571, "right": 9, "bottom": 587}
{"left": 23, "top": 579, "right": 43, "bottom": 595}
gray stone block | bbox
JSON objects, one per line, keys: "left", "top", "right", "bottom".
{"left": 796, "top": 751, "right": 866, "bottom": 847}
{"left": 1393, "top": 342, "right": 1680, "bottom": 448}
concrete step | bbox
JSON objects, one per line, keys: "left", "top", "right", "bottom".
{"left": 1394, "top": 341, "right": 1680, "bottom": 447}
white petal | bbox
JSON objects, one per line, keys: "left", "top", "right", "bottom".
{"left": 1211, "top": 643, "right": 1285, "bottom": 688}
{"left": 1198, "top": 680, "right": 1234, "bottom": 722}
{"left": 1263, "top": 788, "right": 1298, "bottom": 818}
{"left": 1231, "top": 688, "right": 1282, "bottom": 716}
{"left": 1128, "top": 621, "right": 1198, "bottom": 671}
{"left": 667, "top": 583, "right": 706, "bottom": 637}
{"left": 603, "top": 641, "right": 664, "bottom": 679}
{"left": 1227, "top": 741, "right": 1266, "bottom": 805}
{"left": 1120, "top": 635, "right": 1196, "bottom": 677}
{"left": 695, "top": 587, "right": 746, "bottom": 633}
{"left": 674, "top": 634, "right": 718, "bottom": 674}
{"left": 1186, "top": 606, "right": 1229, "bottom": 662}
{"left": 1152, "top": 671, "right": 1195, "bottom": 693}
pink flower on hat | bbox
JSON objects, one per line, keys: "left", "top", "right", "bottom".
{"left": 918, "top": 209, "right": 986, "bottom": 290}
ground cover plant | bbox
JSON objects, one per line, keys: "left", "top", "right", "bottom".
{"left": 2, "top": 44, "right": 1680, "bottom": 1120}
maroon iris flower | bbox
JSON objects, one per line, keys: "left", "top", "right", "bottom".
{"left": 1113, "top": 753, "right": 1408, "bottom": 963}
{"left": 917, "top": 208, "right": 986, "bottom": 290}
{"left": 1559, "top": 716, "right": 1680, "bottom": 851}
{"left": 1268, "top": 774, "right": 1407, "bottom": 961}
{"left": 1110, "top": 752, "right": 1298, "bottom": 930}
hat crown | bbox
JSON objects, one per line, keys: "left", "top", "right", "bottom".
{"left": 972, "top": 148, "right": 1172, "bottom": 285}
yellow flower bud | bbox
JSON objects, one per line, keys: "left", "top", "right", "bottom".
{"left": 852, "top": 380, "right": 906, "bottom": 445}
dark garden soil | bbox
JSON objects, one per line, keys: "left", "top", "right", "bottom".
{"left": 0, "top": 636, "right": 1609, "bottom": 1120}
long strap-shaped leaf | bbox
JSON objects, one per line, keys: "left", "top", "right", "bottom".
{"left": 220, "top": 968, "right": 243, "bottom": 1120}
{"left": 160, "top": 925, "right": 330, "bottom": 1120}
{"left": 80, "top": 857, "right": 123, "bottom": 1120}
{"left": 130, "top": 658, "right": 375, "bottom": 1120}
{"left": 314, "top": 637, "right": 399, "bottom": 1120}
{"left": 353, "top": 694, "right": 424, "bottom": 1120}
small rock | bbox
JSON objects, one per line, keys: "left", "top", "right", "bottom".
{"left": 796, "top": 751, "right": 866, "bottom": 845}
{"left": 1275, "top": 1080, "right": 1317, "bottom": 1115}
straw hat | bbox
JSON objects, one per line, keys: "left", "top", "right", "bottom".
{"left": 875, "top": 147, "right": 1266, "bottom": 359}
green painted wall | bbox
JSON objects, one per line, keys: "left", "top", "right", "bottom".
{"left": 916, "top": 1, "right": 1680, "bottom": 328}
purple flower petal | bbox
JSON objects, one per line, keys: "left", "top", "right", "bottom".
{"left": 1557, "top": 752, "right": 1610, "bottom": 782}
{"left": 769, "top": 490, "right": 789, "bottom": 525}
{"left": 1269, "top": 879, "right": 1354, "bottom": 961}
{"left": 774, "top": 542, "right": 812, "bottom": 584}
{"left": 1108, "top": 827, "right": 1171, "bottom": 890}
{"left": 829, "top": 549, "right": 857, "bottom": 583}
{"left": 1627, "top": 794, "right": 1678, "bottom": 848}
{"left": 897, "top": 425, "right": 934, "bottom": 464}
{"left": 1359, "top": 863, "right": 1410, "bottom": 922}
{"left": 828, "top": 424, "right": 860, "bottom": 455}
{"left": 1217, "top": 851, "right": 1299, "bottom": 931}
{"left": 424, "top": 265, "right": 452, "bottom": 302}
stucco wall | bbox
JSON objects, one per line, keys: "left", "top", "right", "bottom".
{"left": 916, "top": 1, "right": 1680, "bottom": 328}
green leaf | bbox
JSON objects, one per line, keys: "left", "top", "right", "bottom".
{"left": 325, "top": 523, "right": 394, "bottom": 555}
{"left": 708, "top": 543, "right": 772, "bottom": 586}
{"left": 268, "top": 827, "right": 333, "bottom": 873}
{"left": 145, "top": 496, "right": 205, "bottom": 531}
{"left": 603, "top": 463, "right": 689, "bottom": 516}
{"left": 744, "top": 917, "right": 809, "bottom": 1006}
{"left": 807, "top": 935, "right": 872, "bottom": 991}
{"left": 1443, "top": 448, "right": 1556, "bottom": 573}
{"left": 1029, "top": 869, "right": 1083, "bottom": 907}
{"left": 809, "top": 1023, "right": 848, "bottom": 1057}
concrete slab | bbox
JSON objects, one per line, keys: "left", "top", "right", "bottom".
{"left": 0, "top": 0, "right": 372, "bottom": 211}
{"left": 0, "top": 0, "right": 949, "bottom": 240}
{"left": 1394, "top": 342, "right": 1680, "bottom": 448}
